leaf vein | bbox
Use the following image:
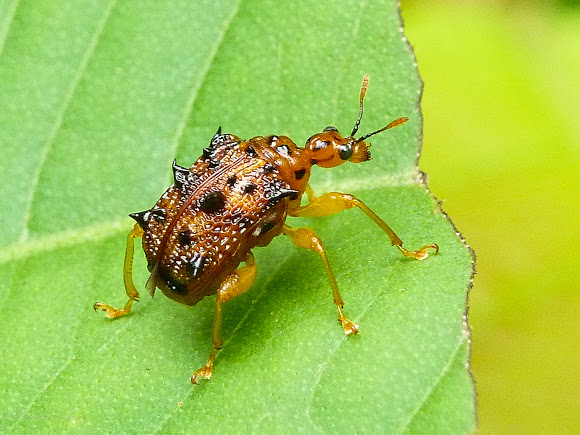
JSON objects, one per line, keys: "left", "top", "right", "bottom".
{"left": 305, "top": 269, "right": 390, "bottom": 432}
{"left": 0, "top": 0, "right": 19, "bottom": 58}
{"left": 0, "top": 172, "right": 417, "bottom": 264}
{"left": 8, "top": 355, "right": 75, "bottom": 431}
{"left": 18, "top": 0, "right": 118, "bottom": 242}
{"left": 165, "top": 0, "right": 245, "bottom": 191}
{"left": 398, "top": 335, "right": 467, "bottom": 433}
{"left": 0, "top": 219, "right": 127, "bottom": 265}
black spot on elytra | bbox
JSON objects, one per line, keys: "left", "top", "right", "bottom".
{"left": 269, "top": 136, "right": 279, "bottom": 144}
{"left": 294, "top": 168, "right": 306, "bottom": 180}
{"left": 245, "top": 145, "right": 257, "bottom": 156}
{"left": 244, "top": 183, "right": 257, "bottom": 194}
{"left": 179, "top": 229, "right": 192, "bottom": 245}
{"left": 263, "top": 163, "right": 276, "bottom": 174}
{"left": 167, "top": 279, "right": 187, "bottom": 295}
{"left": 227, "top": 175, "right": 238, "bottom": 187}
{"left": 186, "top": 252, "right": 205, "bottom": 279}
{"left": 238, "top": 216, "right": 254, "bottom": 228}
{"left": 199, "top": 191, "right": 226, "bottom": 214}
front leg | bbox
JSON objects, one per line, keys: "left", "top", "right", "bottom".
{"left": 191, "top": 251, "right": 257, "bottom": 384}
{"left": 289, "top": 192, "right": 438, "bottom": 260}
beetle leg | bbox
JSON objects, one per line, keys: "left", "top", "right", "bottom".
{"left": 94, "top": 224, "right": 144, "bottom": 319}
{"left": 191, "top": 251, "right": 257, "bottom": 384}
{"left": 289, "top": 192, "right": 439, "bottom": 260}
{"left": 282, "top": 224, "right": 359, "bottom": 335}
{"left": 305, "top": 184, "right": 317, "bottom": 203}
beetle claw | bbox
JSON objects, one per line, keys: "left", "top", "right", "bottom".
{"left": 191, "top": 364, "right": 213, "bottom": 384}
{"left": 337, "top": 306, "right": 359, "bottom": 335}
{"left": 340, "top": 318, "right": 359, "bottom": 335}
{"left": 93, "top": 301, "right": 133, "bottom": 319}
{"left": 400, "top": 243, "right": 439, "bottom": 261}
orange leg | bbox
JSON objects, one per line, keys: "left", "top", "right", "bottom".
{"left": 191, "top": 251, "right": 257, "bottom": 384}
{"left": 94, "top": 224, "right": 143, "bottom": 319}
{"left": 305, "top": 184, "right": 317, "bottom": 203}
{"left": 289, "top": 192, "right": 438, "bottom": 260}
{"left": 282, "top": 224, "right": 359, "bottom": 335}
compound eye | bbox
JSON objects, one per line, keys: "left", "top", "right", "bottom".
{"left": 338, "top": 143, "right": 353, "bottom": 160}
{"left": 323, "top": 126, "right": 338, "bottom": 132}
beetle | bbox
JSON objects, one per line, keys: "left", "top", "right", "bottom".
{"left": 94, "top": 75, "right": 438, "bottom": 383}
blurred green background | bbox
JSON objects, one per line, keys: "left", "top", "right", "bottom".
{"left": 401, "top": 0, "right": 579, "bottom": 433}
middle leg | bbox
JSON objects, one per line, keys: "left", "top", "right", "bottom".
{"left": 282, "top": 224, "right": 359, "bottom": 335}
{"left": 191, "top": 251, "right": 257, "bottom": 384}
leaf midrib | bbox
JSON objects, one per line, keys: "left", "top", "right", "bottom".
{"left": 0, "top": 173, "right": 419, "bottom": 266}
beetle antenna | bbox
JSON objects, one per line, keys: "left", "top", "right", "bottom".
{"left": 350, "top": 74, "right": 369, "bottom": 137}
{"left": 356, "top": 116, "right": 409, "bottom": 143}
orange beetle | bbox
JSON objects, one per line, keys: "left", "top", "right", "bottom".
{"left": 94, "top": 75, "right": 438, "bottom": 383}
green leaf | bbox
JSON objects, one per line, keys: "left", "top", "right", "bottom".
{"left": 0, "top": 0, "right": 475, "bottom": 433}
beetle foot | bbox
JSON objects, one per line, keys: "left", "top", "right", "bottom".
{"left": 191, "top": 363, "right": 214, "bottom": 384}
{"left": 94, "top": 296, "right": 137, "bottom": 319}
{"left": 400, "top": 243, "right": 439, "bottom": 261}
{"left": 340, "top": 317, "right": 359, "bottom": 335}
{"left": 93, "top": 302, "right": 129, "bottom": 319}
{"left": 337, "top": 306, "right": 359, "bottom": 335}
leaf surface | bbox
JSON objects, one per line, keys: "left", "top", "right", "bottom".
{"left": 0, "top": 0, "right": 474, "bottom": 433}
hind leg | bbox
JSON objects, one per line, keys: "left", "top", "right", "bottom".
{"left": 282, "top": 224, "right": 358, "bottom": 335}
{"left": 94, "top": 224, "right": 143, "bottom": 319}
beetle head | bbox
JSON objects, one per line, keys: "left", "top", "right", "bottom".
{"left": 305, "top": 74, "right": 408, "bottom": 168}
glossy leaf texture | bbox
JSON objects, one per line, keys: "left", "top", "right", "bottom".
{"left": 0, "top": 0, "right": 475, "bottom": 433}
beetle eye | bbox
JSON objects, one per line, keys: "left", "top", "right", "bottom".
{"left": 323, "top": 126, "right": 338, "bottom": 132}
{"left": 338, "top": 143, "right": 353, "bottom": 160}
